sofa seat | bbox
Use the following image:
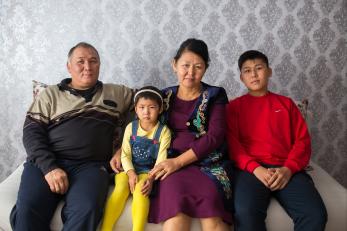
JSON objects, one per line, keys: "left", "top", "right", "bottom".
{"left": 0, "top": 162, "right": 346, "bottom": 231}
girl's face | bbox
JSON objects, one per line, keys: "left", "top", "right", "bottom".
{"left": 135, "top": 97, "right": 161, "bottom": 126}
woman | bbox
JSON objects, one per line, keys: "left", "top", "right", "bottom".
{"left": 149, "top": 38, "right": 232, "bottom": 231}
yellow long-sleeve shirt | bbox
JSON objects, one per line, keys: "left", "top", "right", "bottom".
{"left": 121, "top": 121, "right": 171, "bottom": 173}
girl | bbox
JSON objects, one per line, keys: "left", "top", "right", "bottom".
{"left": 101, "top": 86, "right": 171, "bottom": 231}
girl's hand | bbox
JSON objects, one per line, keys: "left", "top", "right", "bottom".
{"left": 127, "top": 170, "right": 138, "bottom": 193}
{"left": 141, "top": 178, "right": 154, "bottom": 196}
{"left": 110, "top": 149, "right": 123, "bottom": 173}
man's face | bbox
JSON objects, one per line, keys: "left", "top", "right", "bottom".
{"left": 67, "top": 47, "right": 100, "bottom": 90}
{"left": 240, "top": 58, "right": 272, "bottom": 96}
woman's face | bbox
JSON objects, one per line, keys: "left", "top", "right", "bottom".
{"left": 172, "top": 51, "right": 206, "bottom": 89}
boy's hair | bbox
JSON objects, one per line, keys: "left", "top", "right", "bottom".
{"left": 134, "top": 86, "right": 163, "bottom": 110}
{"left": 238, "top": 50, "right": 269, "bottom": 70}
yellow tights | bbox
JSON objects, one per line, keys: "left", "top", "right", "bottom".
{"left": 101, "top": 172, "right": 150, "bottom": 231}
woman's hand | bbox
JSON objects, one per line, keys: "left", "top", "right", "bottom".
{"left": 149, "top": 158, "right": 182, "bottom": 180}
{"left": 141, "top": 177, "right": 154, "bottom": 196}
{"left": 110, "top": 149, "right": 123, "bottom": 173}
{"left": 127, "top": 170, "right": 138, "bottom": 193}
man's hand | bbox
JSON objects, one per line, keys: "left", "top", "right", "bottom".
{"left": 44, "top": 168, "right": 69, "bottom": 194}
{"left": 110, "top": 149, "right": 123, "bottom": 173}
{"left": 267, "top": 167, "right": 292, "bottom": 191}
{"left": 253, "top": 166, "right": 275, "bottom": 188}
{"left": 141, "top": 177, "right": 154, "bottom": 196}
{"left": 127, "top": 170, "right": 138, "bottom": 193}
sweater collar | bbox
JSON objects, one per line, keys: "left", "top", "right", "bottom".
{"left": 58, "top": 78, "right": 103, "bottom": 102}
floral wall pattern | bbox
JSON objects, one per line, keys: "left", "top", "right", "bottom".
{"left": 0, "top": 0, "right": 346, "bottom": 187}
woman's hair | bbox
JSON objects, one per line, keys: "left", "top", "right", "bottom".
{"left": 134, "top": 86, "right": 164, "bottom": 109}
{"left": 173, "top": 38, "right": 210, "bottom": 68}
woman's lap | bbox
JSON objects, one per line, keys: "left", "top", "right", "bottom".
{"left": 149, "top": 165, "right": 232, "bottom": 224}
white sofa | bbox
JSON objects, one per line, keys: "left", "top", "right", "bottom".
{"left": 0, "top": 162, "right": 346, "bottom": 231}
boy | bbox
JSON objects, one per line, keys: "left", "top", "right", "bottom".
{"left": 226, "top": 50, "right": 327, "bottom": 231}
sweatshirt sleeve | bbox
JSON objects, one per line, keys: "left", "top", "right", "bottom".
{"left": 121, "top": 123, "right": 135, "bottom": 173}
{"left": 284, "top": 100, "right": 311, "bottom": 174}
{"left": 225, "top": 100, "right": 260, "bottom": 173}
{"left": 154, "top": 125, "right": 171, "bottom": 165}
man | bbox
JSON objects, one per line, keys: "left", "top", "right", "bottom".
{"left": 10, "top": 42, "right": 134, "bottom": 231}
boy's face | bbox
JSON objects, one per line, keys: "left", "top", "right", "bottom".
{"left": 240, "top": 58, "right": 272, "bottom": 96}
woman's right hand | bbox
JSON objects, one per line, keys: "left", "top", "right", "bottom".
{"left": 149, "top": 158, "right": 182, "bottom": 180}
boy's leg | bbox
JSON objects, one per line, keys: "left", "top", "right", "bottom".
{"left": 62, "top": 162, "right": 109, "bottom": 231}
{"left": 233, "top": 168, "right": 271, "bottom": 231}
{"left": 132, "top": 173, "right": 150, "bottom": 231}
{"left": 10, "top": 162, "right": 61, "bottom": 231}
{"left": 274, "top": 171, "right": 327, "bottom": 231}
{"left": 101, "top": 172, "right": 130, "bottom": 231}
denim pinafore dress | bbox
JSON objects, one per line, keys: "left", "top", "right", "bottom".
{"left": 130, "top": 120, "right": 164, "bottom": 174}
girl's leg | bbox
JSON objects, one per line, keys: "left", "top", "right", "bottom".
{"left": 100, "top": 172, "right": 130, "bottom": 231}
{"left": 132, "top": 173, "right": 150, "bottom": 231}
{"left": 200, "top": 217, "right": 230, "bottom": 231}
{"left": 163, "top": 213, "right": 192, "bottom": 231}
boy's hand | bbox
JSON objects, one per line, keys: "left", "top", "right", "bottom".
{"left": 253, "top": 166, "right": 275, "bottom": 187}
{"left": 267, "top": 167, "right": 292, "bottom": 191}
{"left": 141, "top": 177, "right": 154, "bottom": 196}
{"left": 127, "top": 170, "right": 138, "bottom": 193}
{"left": 110, "top": 149, "right": 123, "bottom": 173}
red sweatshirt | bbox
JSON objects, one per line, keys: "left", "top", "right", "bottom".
{"left": 226, "top": 92, "right": 311, "bottom": 174}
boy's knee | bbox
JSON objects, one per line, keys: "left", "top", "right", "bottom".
{"left": 303, "top": 205, "right": 328, "bottom": 226}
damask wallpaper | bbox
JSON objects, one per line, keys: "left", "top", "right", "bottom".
{"left": 0, "top": 0, "right": 346, "bottom": 188}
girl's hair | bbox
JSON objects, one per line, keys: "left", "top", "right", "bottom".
{"left": 173, "top": 38, "right": 210, "bottom": 68}
{"left": 134, "top": 86, "right": 164, "bottom": 109}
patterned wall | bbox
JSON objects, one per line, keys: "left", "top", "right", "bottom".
{"left": 0, "top": 0, "right": 346, "bottom": 187}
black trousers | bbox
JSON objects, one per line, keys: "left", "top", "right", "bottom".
{"left": 10, "top": 160, "right": 110, "bottom": 231}
{"left": 232, "top": 168, "right": 327, "bottom": 231}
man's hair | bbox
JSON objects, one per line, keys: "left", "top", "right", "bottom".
{"left": 67, "top": 42, "right": 100, "bottom": 62}
{"left": 238, "top": 50, "right": 269, "bottom": 70}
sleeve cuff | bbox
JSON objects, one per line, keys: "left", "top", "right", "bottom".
{"left": 284, "top": 160, "right": 300, "bottom": 174}
{"left": 246, "top": 161, "right": 261, "bottom": 173}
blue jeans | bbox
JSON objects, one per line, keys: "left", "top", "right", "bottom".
{"left": 233, "top": 167, "right": 327, "bottom": 231}
{"left": 10, "top": 160, "right": 110, "bottom": 231}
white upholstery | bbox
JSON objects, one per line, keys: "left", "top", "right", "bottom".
{"left": 0, "top": 162, "right": 346, "bottom": 231}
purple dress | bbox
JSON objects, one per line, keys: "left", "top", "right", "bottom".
{"left": 148, "top": 96, "right": 232, "bottom": 224}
